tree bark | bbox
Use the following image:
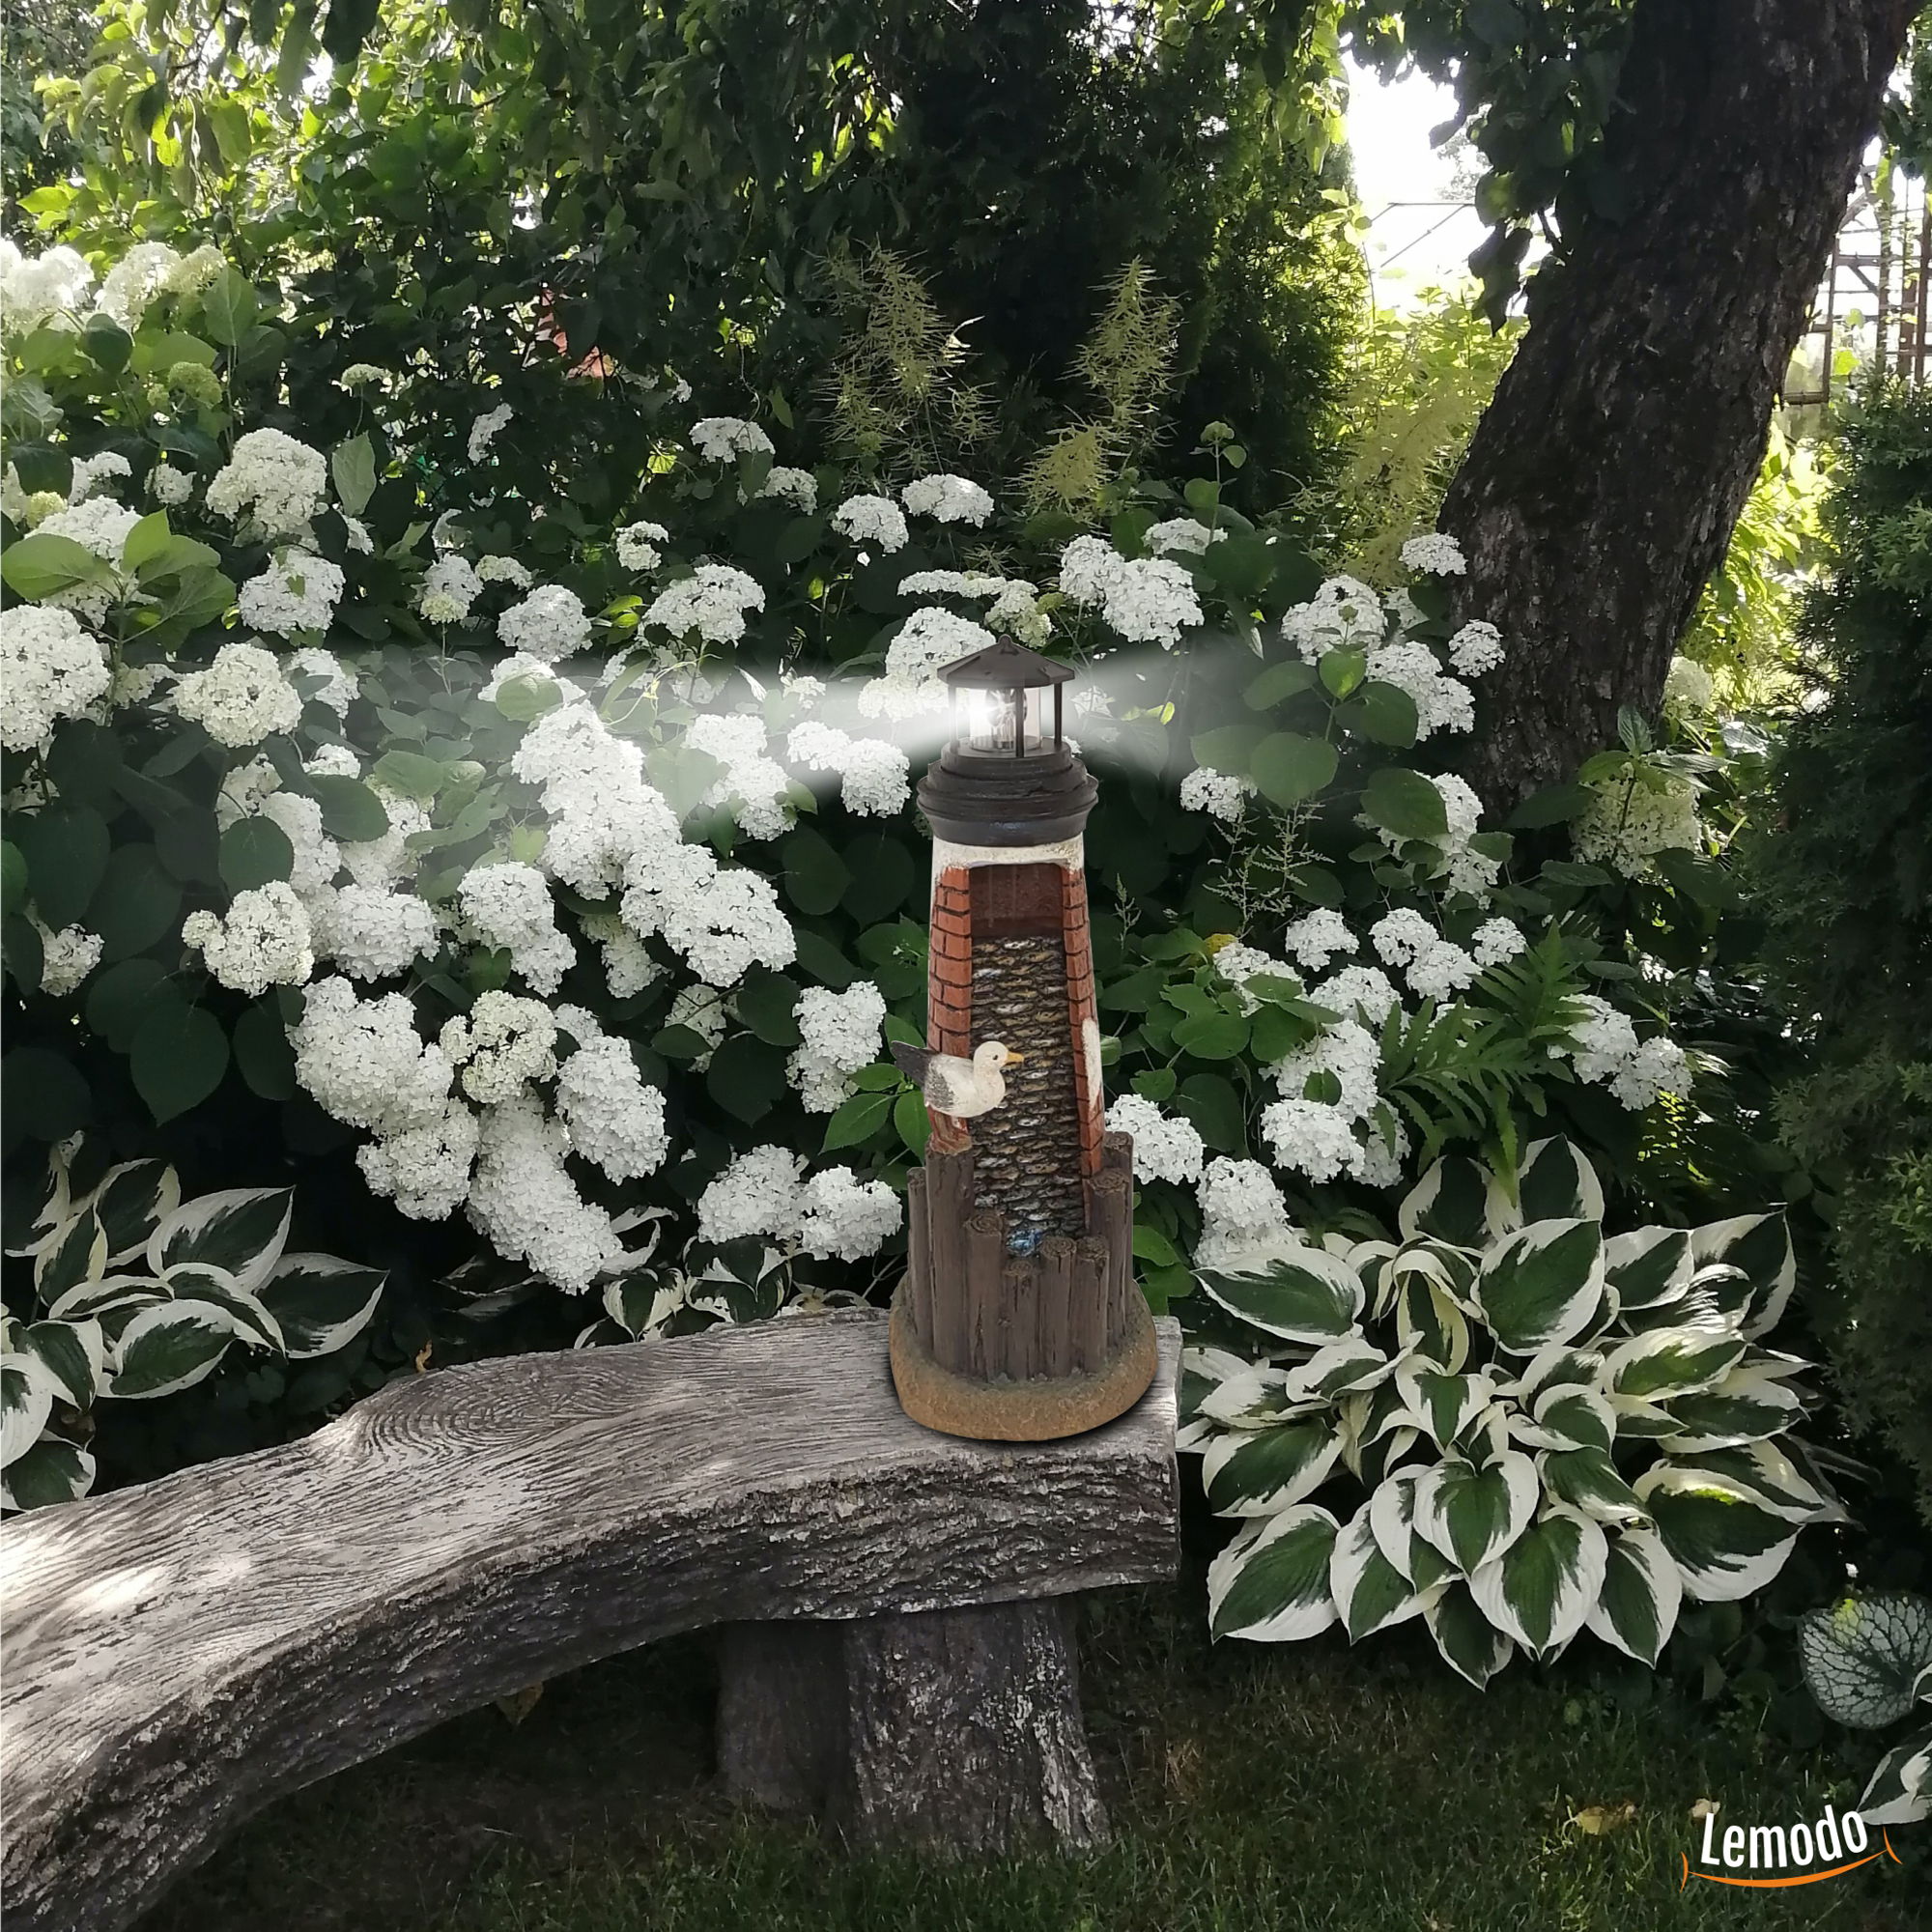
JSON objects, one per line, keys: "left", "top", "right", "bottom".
{"left": 1447, "top": 0, "right": 1911, "bottom": 811}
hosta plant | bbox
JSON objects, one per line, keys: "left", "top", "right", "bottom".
{"left": 1185, "top": 1135, "right": 1841, "bottom": 1686}
{"left": 0, "top": 1139, "right": 384, "bottom": 1508}
{"left": 1800, "top": 1591, "right": 1932, "bottom": 1826}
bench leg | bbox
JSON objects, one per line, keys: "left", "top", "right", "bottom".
{"left": 715, "top": 1599, "right": 1106, "bottom": 1853}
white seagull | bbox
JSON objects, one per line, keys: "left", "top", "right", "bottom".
{"left": 891, "top": 1039, "right": 1024, "bottom": 1119}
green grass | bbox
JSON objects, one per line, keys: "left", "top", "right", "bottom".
{"left": 153, "top": 1584, "right": 1924, "bottom": 1932}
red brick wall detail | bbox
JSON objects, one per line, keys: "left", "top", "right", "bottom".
{"left": 928, "top": 866, "right": 974, "bottom": 1059}
{"left": 1061, "top": 864, "right": 1104, "bottom": 1176}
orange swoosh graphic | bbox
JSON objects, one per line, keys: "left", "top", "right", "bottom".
{"left": 1680, "top": 1831, "right": 1901, "bottom": 1891}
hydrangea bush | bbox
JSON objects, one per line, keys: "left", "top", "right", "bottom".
{"left": 0, "top": 236, "right": 1809, "bottom": 1643}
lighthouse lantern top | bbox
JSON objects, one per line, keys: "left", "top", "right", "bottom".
{"left": 941, "top": 638, "right": 1074, "bottom": 760}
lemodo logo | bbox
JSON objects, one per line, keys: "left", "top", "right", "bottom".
{"left": 1682, "top": 1803, "right": 1901, "bottom": 1889}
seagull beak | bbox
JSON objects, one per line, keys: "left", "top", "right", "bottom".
{"left": 1003, "top": 1052, "right": 1026, "bottom": 1065}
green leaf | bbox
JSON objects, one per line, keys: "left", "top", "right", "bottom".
{"left": 129, "top": 1006, "right": 231, "bottom": 1124}
{"left": 2, "top": 1047, "right": 91, "bottom": 1140}
{"left": 1507, "top": 781, "right": 1594, "bottom": 830}
{"left": 1250, "top": 732, "right": 1338, "bottom": 809}
{"left": 1855, "top": 1722, "right": 1932, "bottom": 1827}
{"left": 1199, "top": 1245, "right": 1363, "bottom": 1344}
{"left": 0, "top": 1433, "right": 96, "bottom": 1510}
{"left": 1341, "top": 680, "right": 1420, "bottom": 749}
{"left": 33, "top": 1208, "right": 105, "bottom": 1304}
{"left": 733, "top": 969, "right": 802, "bottom": 1046}
{"left": 1475, "top": 1219, "right": 1605, "bottom": 1354}
{"left": 1189, "top": 722, "right": 1268, "bottom": 773}
{"left": 494, "top": 673, "right": 561, "bottom": 723}
{"left": 1603, "top": 1325, "right": 1747, "bottom": 1401}
{"left": 1, "top": 842, "right": 25, "bottom": 918}
{"left": 1634, "top": 1465, "right": 1799, "bottom": 1603}
{"left": 823, "top": 1088, "right": 893, "bottom": 1151}
{"left": 1329, "top": 1498, "right": 1427, "bottom": 1641}
{"left": 1, "top": 532, "right": 106, "bottom": 600}
{"left": 705, "top": 1034, "right": 785, "bottom": 1125}
{"left": 85, "top": 1157, "right": 181, "bottom": 1263}
{"left": 219, "top": 815, "right": 296, "bottom": 891}
{"left": 330, "top": 432, "right": 378, "bottom": 516}
{"left": 80, "top": 312, "right": 132, "bottom": 373}
{"left": 1540, "top": 1447, "right": 1648, "bottom": 1526}
{"left": 259, "top": 1252, "right": 386, "bottom": 1358}
{"left": 1208, "top": 1504, "right": 1340, "bottom": 1640}
{"left": 232, "top": 999, "right": 298, "bottom": 1100}
{"left": 1414, "top": 1450, "right": 1539, "bottom": 1573}
{"left": 894, "top": 1087, "right": 930, "bottom": 1155}
{"left": 368, "top": 750, "right": 444, "bottom": 803}
{"left": 1360, "top": 767, "right": 1448, "bottom": 841}
{"left": 1398, "top": 1156, "right": 1494, "bottom": 1249}
{"left": 147, "top": 1185, "right": 292, "bottom": 1295}
{"left": 1319, "top": 649, "right": 1366, "bottom": 699}
{"left": 1243, "top": 660, "right": 1318, "bottom": 710}
{"left": 16, "top": 802, "right": 110, "bottom": 929}
{"left": 1424, "top": 1580, "right": 1515, "bottom": 1688}
{"left": 107, "top": 1301, "right": 244, "bottom": 1399}
{"left": 85, "top": 957, "right": 174, "bottom": 1051}
{"left": 199, "top": 268, "right": 259, "bottom": 347}
{"left": 1691, "top": 1211, "right": 1797, "bottom": 1340}
{"left": 1172, "top": 1009, "right": 1249, "bottom": 1060}
{"left": 306, "top": 776, "right": 390, "bottom": 842}
{"left": 1584, "top": 1527, "right": 1682, "bottom": 1665}
{"left": 780, "top": 827, "right": 851, "bottom": 916}
{"left": 1799, "top": 1594, "right": 1932, "bottom": 1730}
{"left": 88, "top": 844, "right": 182, "bottom": 961}
{"left": 1603, "top": 1226, "right": 1692, "bottom": 1312}
{"left": 1470, "top": 1506, "right": 1606, "bottom": 1658}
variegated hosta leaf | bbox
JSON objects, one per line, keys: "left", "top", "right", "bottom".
{"left": 1584, "top": 1526, "right": 1682, "bottom": 1666}
{"left": 1600, "top": 1325, "right": 1747, "bottom": 1403}
{"left": 1539, "top": 1446, "right": 1648, "bottom": 1526}
{"left": 1660, "top": 1363, "right": 1805, "bottom": 1453}
{"left": 1179, "top": 1346, "right": 1251, "bottom": 1452}
{"left": 1201, "top": 1418, "right": 1343, "bottom": 1517}
{"left": 1511, "top": 1382, "right": 1615, "bottom": 1454}
{"left": 1475, "top": 1218, "right": 1605, "bottom": 1355}
{"left": 1857, "top": 1721, "right": 1932, "bottom": 1827}
{"left": 1338, "top": 1379, "right": 1416, "bottom": 1485}
{"left": 82, "top": 1159, "right": 183, "bottom": 1265}
{"left": 1, "top": 1355, "right": 57, "bottom": 1466}
{"left": 1199, "top": 1363, "right": 1311, "bottom": 1430}
{"left": 1603, "top": 1227, "right": 1693, "bottom": 1313}
{"left": 1489, "top": 1137, "right": 1605, "bottom": 1236}
{"left": 1398, "top": 1155, "right": 1494, "bottom": 1250}
{"left": 20, "top": 1318, "right": 105, "bottom": 1410}
{"left": 0, "top": 1432, "right": 97, "bottom": 1511}
{"left": 161, "top": 1263, "right": 284, "bottom": 1352}
{"left": 4, "top": 1149, "right": 72, "bottom": 1259}
{"left": 1280, "top": 1336, "right": 1401, "bottom": 1405}
{"left": 1198, "top": 1243, "right": 1365, "bottom": 1345}
{"left": 1798, "top": 1593, "right": 1932, "bottom": 1730}
{"left": 1634, "top": 1464, "right": 1801, "bottom": 1603}
{"left": 1424, "top": 1579, "right": 1516, "bottom": 1689}
{"left": 146, "top": 1187, "right": 294, "bottom": 1300}
{"left": 1395, "top": 1274, "right": 1471, "bottom": 1374}
{"left": 258, "top": 1253, "right": 387, "bottom": 1359}
{"left": 1471, "top": 1504, "right": 1607, "bottom": 1659}
{"left": 47, "top": 1276, "right": 169, "bottom": 1327}
{"left": 1691, "top": 1211, "right": 1797, "bottom": 1341}
{"left": 1414, "top": 1449, "right": 1539, "bottom": 1574}
{"left": 107, "top": 1300, "right": 252, "bottom": 1400}
{"left": 1331, "top": 1498, "right": 1436, "bottom": 1641}
{"left": 34, "top": 1208, "right": 107, "bottom": 1304}
{"left": 1515, "top": 1343, "right": 1605, "bottom": 1405}
{"left": 1689, "top": 1440, "right": 1843, "bottom": 1525}
{"left": 1396, "top": 1363, "right": 1495, "bottom": 1449}
{"left": 1208, "top": 1504, "right": 1340, "bottom": 1641}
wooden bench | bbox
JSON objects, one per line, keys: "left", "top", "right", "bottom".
{"left": 1, "top": 1308, "right": 1179, "bottom": 1932}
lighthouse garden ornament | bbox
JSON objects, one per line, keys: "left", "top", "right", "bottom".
{"left": 889, "top": 639, "right": 1159, "bottom": 1441}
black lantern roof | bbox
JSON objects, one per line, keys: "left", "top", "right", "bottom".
{"left": 940, "top": 638, "right": 1076, "bottom": 689}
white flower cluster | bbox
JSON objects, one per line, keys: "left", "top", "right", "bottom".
{"left": 477, "top": 554, "right": 533, "bottom": 588}
{"left": 1371, "top": 908, "right": 1480, "bottom": 1002}
{"left": 459, "top": 863, "right": 576, "bottom": 993}
{"left": 687, "top": 712, "right": 793, "bottom": 839}
{"left": 93, "top": 242, "right": 182, "bottom": 328}
{"left": 756, "top": 466, "right": 817, "bottom": 512}
{"left": 1282, "top": 576, "right": 1384, "bottom": 662}
{"left": 287, "top": 646, "right": 357, "bottom": 718}
{"left": 239, "top": 551, "right": 346, "bottom": 637}
{"left": 1362, "top": 638, "right": 1474, "bottom": 738}
{"left": 499, "top": 584, "right": 593, "bottom": 663}
{"left": 859, "top": 607, "right": 995, "bottom": 720}
{"left": 689, "top": 416, "right": 774, "bottom": 463}
{"left": 554, "top": 1012, "right": 669, "bottom": 1182}
{"left": 358, "top": 1100, "right": 479, "bottom": 1221}
{"left": 831, "top": 493, "right": 909, "bottom": 553}
{"left": 182, "top": 883, "right": 314, "bottom": 996}
{"left": 1447, "top": 620, "right": 1505, "bottom": 676}
{"left": 622, "top": 837, "right": 796, "bottom": 987}
{"left": 1179, "top": 766, "right": 1255, "bottom": 823}
{"left": 149, "top": 462, "right": 194, "bottom": 507}
{"left": 1366, "top": 771, "right": 1499, "bottom": 898}
{"left": 1572, "top": 769, "right": 1702, "bottom": 878}
{"left": 1663, "top": 655, "right": 1717, "bottom": 718}
{"left": 468, "top": 402, "right": 513, "bottom": 464}
{"left": 1211, "top": 941, "right": 1296, "bottom": 1015}
{"left": 1400, "top": 532, "right": 1466, "bottom": 576}
{"left": 68, "top": 451, "right": 132, "bottom": 500}
{"left": 466, "top": 1092, "right": 620, "bottom": 1289}
{"left": 171, "top": 642, "right": 303, "bottom": 747}
{"left": 1471, "top": 917, "right": 1526, "bottom": 967}
{"left": 1312, "top": 964, "right": 1400, "bottom": 1025}
{"left": 292, "top": 977, "right": 457, "bottom": 1135}
{"left": 0, "top": 605, "right": 109, "bottom": 752}
{"left": 31, "top": 918, "right": 102, "bottom": 998}
{"left": 206, "top": 428, "right": 328, "bottom": 536}
{"left": 786, "top": 980, "right": 887, "bottom": 1112}
{"left": 1566, "top": 995, "right": 1690, "bottom": 1111}
{"left": 785, "top": 720, "right": 912, "bottom": 816}
{"left": 696, "top": 1146, "right": 901, "bottom": 1261}
{"left": 441, "top": 991, "right": 558, "bottom": 1104}
{"left": 417, "top": 554, "right": 482, "bottom": 624}
{"left": 1144, "top": 517, "right": 1224, "bottom": 556}
{"left": 1282, "top": 908, "right": 1356, "bottom": 974}
{"left": 310, "top": 881, "right": 438, "bottom": 980}
{"left": 1105, "top": 1093, "right": 1206, "bottom": 1184}
{"left": 616, "top": 520, "right": 669, "bottom": 571}
{"left": 1261, "top": 1015, "right": 1402, "bottom": 1187}
{"left": 1193, "top": 1156, "right": 1293, "bottom": 1272}
{"left": 642, "top": 563, "right": 766, "bottom": 644}
{"left": 0, "top": 239, "right": 93, "bottom": 334}
{"left": 512, "top": 701, "right": 683, "bottom": 893}
{"left": 902, "top": 473, "right": 993, "bottom": 526}
{"left": 1057, "top": 534, "right": 1202, "bottom": 647}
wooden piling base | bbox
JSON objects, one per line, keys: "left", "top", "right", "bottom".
{"left": 888, "top": 1280, "right": 1158, "bottom": 1442}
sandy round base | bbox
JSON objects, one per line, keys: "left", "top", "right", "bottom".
{"left": 888, "top": 1284, "right": 1159, "bottom": 1442}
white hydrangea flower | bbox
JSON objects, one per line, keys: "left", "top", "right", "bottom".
{"left": 467, "top": 402, "right": 513, "bottom": 464}
{"left": 498, "top": 583, "right": 593, "bottom": 662}
{"left": 257, "top": 790, "right": 341, "bottom": 897}
{"left": 1312, "top": 964, "right": 1400, "bottom": 1025}
{"left": 787, "top": 981, "right": 887, "bottom": 1113}
{"left": 311, "top": 882, "right": 438, "bottom": 980}
{"left": 1, "top": 606, "right": 109, "bottom": 752}
{"left": 615, "top": 520, "right": 669, "bottom": 571}
{"left": 1179, "top": 766, "right": 1255, "bottom": 823}
{"left": 1211, "top": 941, "right": 1296, "bottom": 1014}
{"left": 35, "top": 495, "right": 139, "bottom": 560}
{"left": 1573, "top": 769, "right": 1701, "bottom": 878}
{"left": 797, "top": 1166, "right": 902, "bottom": 1260}
{"left": 305, "top": 746, "right": 362, "bottom": 781}
{"left": 417, "top": 554, "right": 482, "bottom": 624}
{"left": 1268, "top": 1018, "right": 1379, "bottom": 1122}
{"left": 1663, "top": 655, "right": 1717, "bottom": 718}
{"left": 858, "top": 607, "right": 996, "bottom": 721}
{"left": 459, "top": 862, "right": 576, "bottom": 995}
{"left": 1056, "top": 534, "right": 1202, "bottom": 647}
{"left": 839, "top": 738, "right": 911, "bottom": 816}
{"left": 339, "top": 363, "right": 388, "bottom": 390}
{"left": 476, "top": 554, "right": 534, "bottom": 589}
{"left": 1106, "top": 1093, "right": 1206, "bottom": 1184}
{"left": 1143, "top": 517, "right": 1224, "bottom": 556}
{"left": 1194, "top": 1156, "right": 1293, "bottom": 1271}
{"left": 689, "top": 416, "right": 774, "bottom": 463}
{"left": 1471, "top": 917, "right": 1526, "bottom": 967}
{"left": 1371, "top": 908, "right": 1478, "bottom": 1000}
{"left": 581, "top": 911, "right": 661, "bottom": 999}
{"left": 511, "top": 702, "right": 683, "bottom": 895}
{"left": 1566, "top": 995, "right": 1690, "bottom": 1111}
{"left": 897, "top": 569, "right": 1010, "bottom": 599}
{"left": 341, "top": 516, "right": 375, "bottom": 556}
{"left": 555, "top": 1032, "right": 669, "bottom": 1181}
{"left": 1281, "top": 577, "right": 1383, "bottom": 663}
{"left": 357, "top": 1098, "right": 479, "bottom": 1221}
{"left": 31, "top": 918, "right": 102, "bottom": 998}
{"left": 1400, "top": 532, "right": 1466, "bottom": 576}
{"left": 985, "top": 578, "right": 1052, "bottom": 645}
{"left": 642, "top": 563, "right": 766, "bottom": 644}
{"left": 291, "top": 976, "right": 455, "bottom": 1135}
{"left": 1282, "top": 909, "right": 1357, "bottom": 974}
{"left": 1362, "top": 639, "right": 1474, "bottom": 737}
{"left": 162, "top": 244, "right": 227, "bottom": 298}
{"left": 831, "top": 493, "right": 909, "bottom": 553}
{"left": 205, "top": 428, "right": 328, "bottom": 536}
{"left": 697, "top": 1145, "right": 805, "bottom": 1244}
{"left": 440, "top": 991, "right": 558, "bottom": 1104}
{"left": 171, "top": 642, "right": 303, "bottom": 747}
{"left": 182, "top": 883, "right": 315, "bottom": 996}
{"left": 901, "top": 473, "right": 993, "bottom": 526}
{"left": 287, "top": 646, "right": 357, "bottom": 718}
{"left": 94, "top": 242, "right": 181, "bottom": 327}
{"left": 0, "top": 240, "right": 94, "bottom": 334}
{"left": 238, "top": 550, "right": 345, "bottom": 637}
{"left": 336, "top": 788, "right": 428, "bottom": 890}
{"left": 144, "top": 460, "right": 190, "bottom": 506}
{"left": 755, "top": 466, "right": 818, "bottom": 512}
{"left": 68, "top": 451, "right": 132, "bottom": 501}
{"left": 466, "top": 1092, "right": 620, "bottom": 1290}
{"left": 1447, "top": 620, "right": 1505, "bottom": 677}
{"left": 688, "top": 712, "right": 794, "bottom": 840}
{"left": 1260, "top": 1096, "right": 1362, "bottom": 1184}
{"left": 621, "top": 839, "right": 795, "bottom": 987}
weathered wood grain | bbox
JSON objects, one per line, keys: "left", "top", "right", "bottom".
{"left": 0, "top": 1311, "right": 1179, "bottom": 1932}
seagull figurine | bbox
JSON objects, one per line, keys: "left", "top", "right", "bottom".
{"left": 892, "top": 1039, "right": 1024, "bottom": 1150}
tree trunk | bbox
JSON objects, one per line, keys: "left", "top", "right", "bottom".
{"left": 1447, "top": 0, "right": 1910, "bottom": 811}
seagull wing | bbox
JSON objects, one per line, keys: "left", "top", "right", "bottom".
{"left": 890, "top": 1041, "right": 936, "bottom": 1087}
